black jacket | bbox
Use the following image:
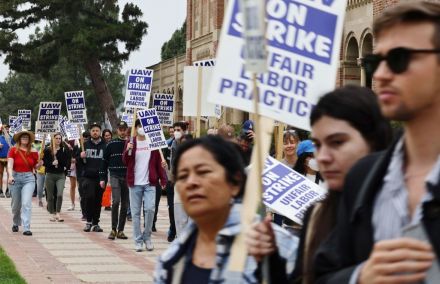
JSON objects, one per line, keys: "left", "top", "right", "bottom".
{"left": 314, "top": 139, "right": 440, "bottom": 283}
{"left": 43, "top": 146, "right": 71, "bottom": 174}
{"left": 77, "top": 138, "right": 106, "bottom": 179}
{"left": 99, "top": 138, "right": 127, "bottom": 180}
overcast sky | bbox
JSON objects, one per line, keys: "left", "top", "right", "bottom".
{"left": 0, "top": 0, "right": 187, "bottom": 81}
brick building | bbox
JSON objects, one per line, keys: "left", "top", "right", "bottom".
{"left": 149, "top": 0, "right": 406, "bottom": 129}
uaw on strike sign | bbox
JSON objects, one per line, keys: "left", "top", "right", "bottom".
{"left": 124, "top": 69, "right": 154, "bottom": 109}
{"left": 35, "top": 102, "right": 62, "bottom": 134}
{"left": 65, "top": 90, "right": 88, "bottom": 124}
{"left": 208, "top": 0, "right": 347, "bottom": 131}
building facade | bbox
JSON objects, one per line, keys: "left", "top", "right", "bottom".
{"left": 149, "top": 0, "right": 405, "bottom": 130}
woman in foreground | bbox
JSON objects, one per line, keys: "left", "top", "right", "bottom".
{"left": 155, "top": 136, "right": 298, "bottom": 283}
{"left": 247, "top": 85, "right": 392, "bottom": 283}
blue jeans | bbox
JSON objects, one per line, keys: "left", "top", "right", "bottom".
{"left": 10, "top": 172, "right": 35, "bottom": 231}
{"left": 129, "top": 184, "right": 156, "bottom": 245}
{"left": 36, "top": 172, "right": 45, "bottom": 200}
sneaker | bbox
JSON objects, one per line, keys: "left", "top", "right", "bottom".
{"left": 23, "top": 231, "right": 32, "bottom": 236}
{"left": 38, "top": 200, "right": 43, "bottom": 207}
{"left": 12, "top": 225, "right": 18, "bottom": 232}
{"left": 152, "top": 225, "right": 157, "bottom": 232}
{"left": 81, "top": 215, "right": 86, "bottom": 221}
{"left": 0, "top": 191, "right": 5, "bottom": 198}
{"left": 5, "top": 189, "right": 10, "bottom": 198}
{"left": 127, "top": 216, "right": 132, "bottom": 222}
{"left": 50, "top": 215, "right": 57, "bottom": 222}
{"left": 92, "top": 225, "right": 103, "bottom": 232}
{"left": 117, "top": 231, "right": 128, "bottom": 239}
{"left": 108, "top": 229, "right": 116, "bottom": 240}
{"left": 167, "top": 235, "right": 175, "bottom": 243}
{"left": 83, "top": 223, "right": 92, "bottom": 232}
{"left": 135, "top": 243, "right": 143, "bottom": 252}
{"left": 67, "top": 204, "right": 75, "bottom": 211}
{"left": 145, "top": 240, "right": 154, "bottom": 251}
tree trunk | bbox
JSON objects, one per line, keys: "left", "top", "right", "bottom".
{"left": 84, "top": 57, "right": 118, "bottom": 129}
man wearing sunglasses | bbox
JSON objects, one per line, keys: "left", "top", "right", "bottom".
{"left": 315, "top": 2, "right": 440, "bottom": 284}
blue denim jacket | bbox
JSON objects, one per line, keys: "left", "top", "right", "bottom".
{"left": 0, "top": 135, "right": 14, "bottom": 158}
{"left": 154, "top": 203, "right": 298, "bottom": 284}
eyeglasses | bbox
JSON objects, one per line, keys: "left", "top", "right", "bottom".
{"left": 363, "top": 47, "right": 440, "bottom": 75}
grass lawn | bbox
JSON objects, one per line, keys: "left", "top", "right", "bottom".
{"left": 0, "top": 246, "right": 26, "bottom": 283}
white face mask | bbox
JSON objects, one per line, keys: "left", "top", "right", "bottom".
{"left": 174, "top": 131, "right": 182, "bottom": 140}
{"left": 307, "top": 158, "right": 319, "bottom": 171}
{"left": 137, "top": 127, "right": 145, "bottom": 136}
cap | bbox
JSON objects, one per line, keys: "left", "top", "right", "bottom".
{"left": 242, "top": 120, "right": 254, "bottom": 132}
{"left": 117, "top": 121, "right": 128, "bottom": 129}
{"left": 89, "top": 122, "right": 101, "bottom": 130}
{"left": 296, "top": 140, "right": 315, "bottom": 156}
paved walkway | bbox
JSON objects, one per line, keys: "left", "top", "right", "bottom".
{"left": 0, "top": 179, "right": 172, "bottom": 283}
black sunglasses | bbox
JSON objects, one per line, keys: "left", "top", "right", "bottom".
{"left": 363, "top": 47, "right": 440, "bottom": 75}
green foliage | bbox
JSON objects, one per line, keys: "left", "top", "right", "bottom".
{"left": 0, "top": 1, "right": 148, "bottom": 75}
{"left": 0, "top": 59, "right": 124, "bottom": 126}
{"left": 0, "top": 246, "right": 26, "bottom": 284}
{"left": 161, "top": 21, "right": 186, "bottom": 61}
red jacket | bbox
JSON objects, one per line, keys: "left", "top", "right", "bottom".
{"left": 122, "top": 137, "right": 167, "bottom": 188}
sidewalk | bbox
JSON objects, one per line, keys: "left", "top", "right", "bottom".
{"left": 0, "top": 179, "right": 172, "bottom": 283}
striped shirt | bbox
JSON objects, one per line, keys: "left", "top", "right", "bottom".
{"left": 350, "top": 138, "right": 440, "bottom": 284}
{"left": 372, "top": 138, "right": 438, "bottom": 241}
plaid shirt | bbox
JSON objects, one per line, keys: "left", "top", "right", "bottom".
{"left": 154, "top": 203, "right": 299, "bottom": 284}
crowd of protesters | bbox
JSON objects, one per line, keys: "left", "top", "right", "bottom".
{"left": 0, "top": 2, "right": 439, "bottom": 283}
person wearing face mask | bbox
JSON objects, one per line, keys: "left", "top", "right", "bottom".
{"left": 123, "top": 119, "right": 167, "bottom": 252}
{"left": 79, "top": 122, "right": 107, "bottom": 233}
{"left": 169, "top": 121, "right": 189, "bottom": 237}
{"left": 246, "top": 86, "right": 392, "bottom": 283}
{"left": 294, "top": 140, "right": 323, "bottom": 186}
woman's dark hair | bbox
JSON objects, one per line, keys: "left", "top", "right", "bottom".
{"left": 303, "top": 86, "right": 392, "bottom": 284}
{"left": 310, "top": 85, "right": 392, "bottom": 152}
{"left": 102, "top": 129, "right": 112, "bottom": 137}
{"left": 172, "top": 135, "right": 246, "bottom": 198}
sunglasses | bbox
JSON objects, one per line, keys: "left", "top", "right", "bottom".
{"left": 363, "top": 47, "right": 440, "bottom": 75}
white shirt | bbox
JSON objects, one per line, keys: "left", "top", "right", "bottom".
{"left": 134, "top": 139, "right": 151, "bottom": 185}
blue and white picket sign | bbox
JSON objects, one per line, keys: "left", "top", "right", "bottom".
{"left": 9, "top": 116, "right": 17, "bottom": 126}
{"left": 18, "top": 110, "right": 31, "bottom": 130}
{"left": 208, "top": 0, "right": 347, "bottom": 130}
{"left": 124, "top": 69, "right": 154, "bottom": 109}
{"left": 121, "top": 112, "right": 134, "bottom": 127}
{"left": 153, "top": 93, "right": 174, "bottom": 126}
{"left": 35, "top": 102, "right": 62, "bottom": 134}
{"left": 262, "top": 156, "right": 327, "bottom": 225}
{"left": 65, "top": 120, "right": 81, "bottom": 140}
{"left": 65, "top": 90, "right": 88, "bottom": 124}
{"left": 58, "top": 115, "right": 68, "bottom": 138}
{"left": 137, "top": 108, "right": 168, "bottom": 150}
{"left": 11, "top": 116, "right": 23, "bottom": 134}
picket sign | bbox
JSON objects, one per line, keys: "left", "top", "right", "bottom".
{"left": 124, "top": 69, "right": 154, "bottom": 109}
{"left": 262, "top": 156, "right": 327, "bottom": 225}
{"left": 18, "top": 110, "right": 31, "bottom": 130}
{"left": 208, "top": 0, "right": 347, "bottom": 131}
{"left": 152, "top": 93, "right": 174, "bottom": 127}
{"left": 137, "top": 108, "right": 168, "bottom": 154}
{"left": 35, "top": 102, "right": 62, "bottom": 134}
